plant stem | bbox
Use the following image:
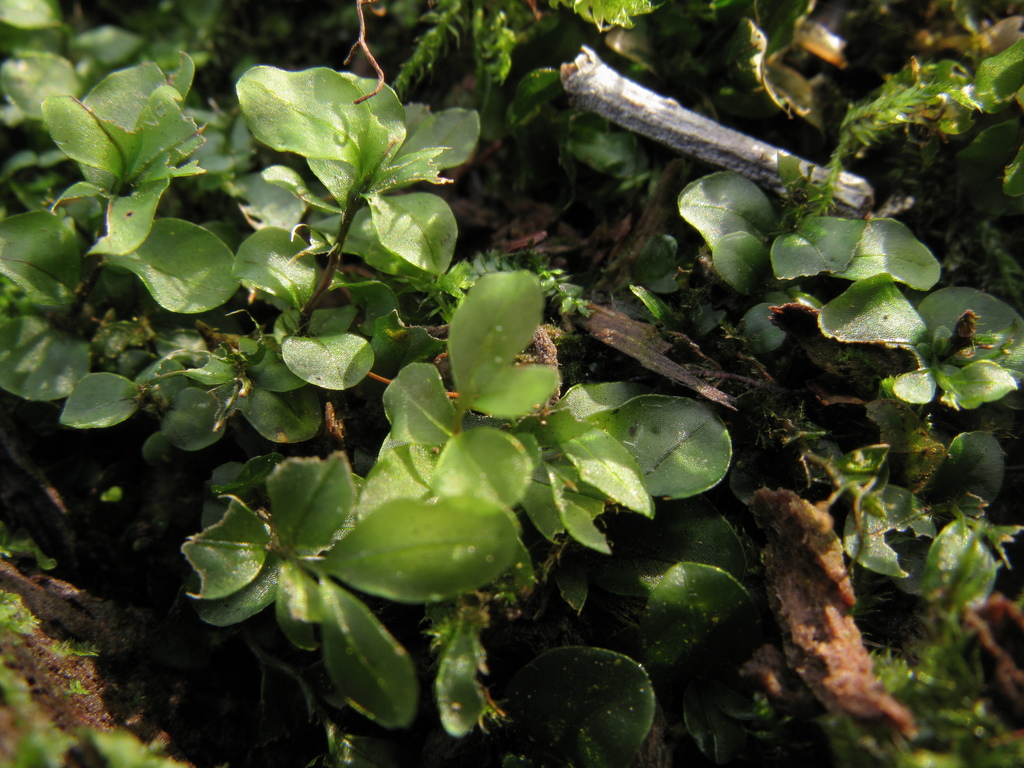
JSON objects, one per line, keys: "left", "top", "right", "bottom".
{"left": 296, "top": 197, "right": 363, "bottom": 336}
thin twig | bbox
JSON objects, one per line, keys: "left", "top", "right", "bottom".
{"left": 346, "top": 0, "right": 385, "bottom": 104}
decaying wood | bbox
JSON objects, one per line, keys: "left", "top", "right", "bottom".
{"left": 743, "top": 488, "right": 917, "bottom": 737}
{"left": 560, "top": 47, "right": 874, "bottom": 217}
{"left": 580, "top": 305, "right": 736, "bottom": 410}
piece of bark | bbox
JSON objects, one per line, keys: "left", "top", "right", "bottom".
{"left": 744, "top": 488, "right": 917, "bottom": 737}
{"left": 580, "top": 305, "right": 736, "bottom": 410}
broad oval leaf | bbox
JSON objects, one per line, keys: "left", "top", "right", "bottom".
{"left": 321, "top": 495, "right": 519, "bottom": 603}
{"left": 160, "top": 387, "right": 224, "bottom": 451}
{"left": 358, "top": 443, "right": 436, "bottom": 515}
{"left": 0, "top": 316, "right": 89, "bottom": 401}
{"left": 89, "top": 178, "right": 171, "bottom": 256}
{"left": 182, "top": 499, "right": 271, "bottom": 600}
{"left": 432, "top": 427, "right": 535, "bottom": 508}
{"left": 397, "top": 106, "right": 480, "bottom": 170}
{"left": 562, "top": 427, "right": 654, "bottom": 516}
{"left": 470, "top": 364, "right": 559, "bottom": 419}
{"left": 590, "top": 395, "right": 732, "bottom": 499}
{"left": 108, "top": 219, "right": 237, "bottom": 312}
{"left": 1, "top": 53, "right": 81, "bottom": 119}
{"left": 449, "top": 271, "right": 544, "bottom": 407}
{"left": 938, "top": 360, "right": 1017, "bottom": 410}
{"left": 275, "top": 558, "right": 322, "bottom": 651}
{"left": 818, "top": 274, "right": 926, "bottom": 345}
{"left": 319, "top": 580, "right": 419, "bottom": 729}
{"left": 679, "top": 171, "right": 777, "bottom": 247}
{"left": 234, "top": 227, "right": 317, "bottom": 310}
{"left": 266, "top": 453, "right": 356, "bottom": 553}
{"left": 917, "top": 286, "right": 1024, "bottom": 360}
{"left": 770, "top": 216, "right": 863, "bottom": 279}
{"left": 640, "top": 562, "right": 761, "bottom": 677}
{"left": 930, "top": 431, "right": 1005, "bottom": 504}
{"left": 282, "top": 332, "right": 373, "bottom": 389}
{"left": 504, "top": 647, "right": 655, "bottom": 768}
{"left": 194, "top": 555, "right": 281, "bottom": 627}
{"left": 42, "top": 94, "right": 124, "bottom": 178}
{"left": 383, "top": 362, "right": 456, "bottom": 445}
{"left": 0, "top": 210, "right": 80, "bottom": 305}
{"left": 713, "top": 229, "right": 770, "bottom": 294}
{"left": 835, "top": 218, "right": 941, "bottom": 290}
{"left": 367, "top": 192, "right": 457, "bottom": 275}
{"left": 435, "top": 622, "right": 487, "bottom": 738}
{"left": 893, "top": 369, "right": 936, "bottom": 404}
{"left": 60, "top": 372, "right": 139, "bottom": 428}
{"left": 237, "top": 385, "right": 322, "bottom": 443}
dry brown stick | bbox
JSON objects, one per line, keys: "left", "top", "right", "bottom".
{"left": 560, "top": 47, "right": 874, "bottom": 217}
{"left": 346, "top": 0, "right": 385, "bottom": 104}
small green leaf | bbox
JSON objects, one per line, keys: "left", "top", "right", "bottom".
{"left": 0, "top": 316, "right": 90, "bottom": 401}
{"left": 237, "top": 385, "right": 322, "bottom": 443}
{"left": 233, "top": 227, "right": 316, "bottom": 310}
{"left": 918, "top": 287, "right": 1023, "bottom": 362}
{"left": 770, "top": 217, "right": 863, "bottom": 279}
{"left": 930, "top": 431, "right": 1005, "bottom": 503}
{"left": 504, "top": 647, "right": 655, "bottom": 768}
{"left": 282, "top": 332, "right": 373, "bottom": 390}
{"left": 640, "top": 562, "right": 762, "bottom": 678}
{"left": 60, "top": 372, "right": 139, "bottom": 428}
{"left": 275, "top": 558, "right": 322, "bottom": 650}
{"left": 194, "top": 556, "right": 280, "bottom": 627}
{"left": 683, "top": 679, "right": 748, "bottom": 765}
{"left": 471, "top": 364, "right": 559, "bottom": 418}
{"left": 507, "top": 68, "right": 562, "bottom": 128}
{"left": 679, "top": 172, "right": 777, "bottom": 247}
{"left": 562, "top": 428, "right": 654, "bottom": 516}
{"left": 358, "top": 443, "right": 435, "bottom": 515}
{"left": 590, "top": 395, "right": 732, "bottom": 499}
{"left": 741, "top": 302, "right": 786, "bottom": 354}
{"left": 435, "top": 622, "right": 487, "bottom": 738}
{"left": 89, "top": 178, "right": 170, "bottom": 256}
{"left": 835, "top": 218, "right": 941, "bottom": 290}
{"left": 321, "top": 495, "right": 519, "bottom": 603}
{"left": 370, "top": 146, "right": 446, "bottom": 191}
{"left": 450, "top": 271, "right": 544, "bottom": 408}
{"left": 559, "top": 491, "right": 610, "bottom": 554}
{"left": 922, "top": 518, "right": 996, "bottom": 608}
{"left": 818, "top": 274, "right": 926, "bottom": 345}
{"left": 432, "top": 428, "right": 535, "bottom": 508}
{"left": 266, "top": 453, "right": 356, "bottom": 553}
{"left": 520, "top": 470, "right": 568, "bottom": 541}
{"left": 561, "top": 381, "right": 649, "bottom": 420}
{"left": 1, "top": 53, "right": 81, "bottom": 119}
{"left": 0, "top": 210, "right": 80, "bottom": 305}
{"left": 107, "top": 219, "right": 237, "bottom": 312}
{"left": 42, "top": 95, "right": 124, "bottom": 180}
{"left": 397, "top": 106, "right": 479, "bottom": 170}
{"left": 367, "top": 192, "right": 457, "bottom": 275}
{"left": 160, "top": 387, "right": 224, "bottom": 451}
{"left": 893, "top": 369, "right": 936, "bottom": 404}
{"left": 713, "top": 230, "right": 770, "bottom": 294}
{"left": 976, "top": 38, "right": 1024, "bottom": 111}
{"left": 182, "top": 499, "right": 271, "bottom": 600}
{"left": 262, "top": 164, "right": 344, "bottom": 214}
{"left": 370, "top": 310, "right": 447, "bottom": 377}
{"left": 0, "top": 0, "right": 61, "bottom": 28}
{"left": 319, "top": 580, "right": 419, "bottom": 729}
{"left": 229, "top": 172, "right": 308, "bottom": 229}
{"left": 937, "top": 361, "right": 1017, "bottom": 410}
{"left": 382, "top": 362, "right": 456, "bottom": 445}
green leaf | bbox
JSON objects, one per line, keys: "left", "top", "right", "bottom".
{"left": 562, "top": 427, "right": 654, "bottom": 516}
{"left": 504, "top": 647, "right": 656, "bottom": 768}
{"left": 89, "top": 178, "right": 170, "bottom": 256}
{"left": 548, "top": 0, "right": 657, "bottom": 29}
{"left": 640, "top": 562, "right": 761, "bottom": 678}
{"left": 397, "top": 106, "right": 479, "bottom": 170}
{"left": 770, "top": 217, "right": 863, "bottom": 279}
{"left": 679, "top": 172, "right": 777, "bottom": 247}
{"left": 561, "top": 381, "right": 649, "bottom": 420}
{"left": 370, "top": 146, "right": 447, "bottom": 191}
{"left": 282, "top": 332, "right": 373, "bottom": 390}
{"left": 370, "top": 310, "right": 447, "bottom": 378}
{"left": 976, "top": 38, "right": 1024, "bottom": 111}
{"left": 262, "top": 164, "right": 343, "bottom": 214}
{"left": 42, "top": 95, "right": 124, "bottom": 181}
{"left": 818, "top": 274, "right": 926, "bottom": 345}
{"left": 193, "top": 555, "right": 280, "bottom": 627}
{"left": 834, "top": 218, "right": 941, "bottom": 290}
{"left": 0, "top": 210, "right": 80, "bottom": 305}
{"left": 358, "top": 443, "right": 435, "bottom": 515}
{"left": 590, "top": 395, "right": 732, "bottom": 499}
{"left": 741, "top": 302, "right": 787, "bottom": 354}
{"left": 843, "top": 485, "right": 933, "bottom": 578}
{"left": 937, "top": 361, "right": 1017, "bottom": 410}
{"left": 321, "top": 495, "right": 519, "bottom": 603}
{"left": 0, "top": 0, "right": 61, "bottom": 28}
{"left": 559, "top": 491, "right": 610, "bottom": 554}
{"left": 930, "top": 431, "right": 1005, "bottom": 504}
{"left": 432, "top": 428, "right": 535, "bottom": 508}
{"left": 367, "top": 192, "right": 457, "bottom": 275}
{"left": 237, "top": 385, "right": 322, "bottom": 443}
{"left": 567, "top": 113, "right": 646, "bottom": 179}
{"left": 520, "top": 469, "right": 568, "bottom": 542}
{"left": 507, "top": 68, "right": 563, "bottom": 129}
{"left": 107, "top": 219, "right": 237, "bottom": 312}
{"left": 266, "top": 453, "right": 356, "bottom": 553}
{"left": 921, "top": 518, "right": 996, "bottom": 608}
{"left": 470, "top": 364, "right": 559, "bottom": 419}
{"left": 229, "top": 172, "right": 308, "bottom": 229}
{"left": 82, "top": 61, "right": 166, "bottom": 130}
{"left": 382, "top": 362, "right": 456, "bottom": 445}
{"left": 182, "top": 499, "right": 271, "bottom": 600}
{"left": 683, "top": 679, "right": 748, "bottom": 765}
{"left": 246, "top": 341, "right": 306, "bottom": 392}
{"left": 917, "top": 287, "right": 1024, "bottom": 362}
{"left": 449, "top": 271, "right": 544, "bottom": 407}
{"left": 233, "top": 227, "right": 317, "bottom": 310}
{"left": 1, "top": 53, "right": 80, "bottom": 119}
{"left": 893, "top": 369, "right": 936, "bottom": 404}
{"left": 236, "top": 66, "right": 405, "bottom": 172}
{"left": 712, "top": 230, "right": 770, "bottom": 294}
{"left": 60, "top": 372, "right": 139, "bottom": 428}
{"left": 435, "top": 622, "right": 487, "bottom": 738}
{"left": 319, "top": 580, "right": 419, "bottom": 729}
{"left": 160, "top": 387, "right": 224, "bottom": 451}
{"left": 0, "top": 316, "right": 90, "bottom": 401}
{"left": 275, "top": 558, "right": 321, "bottom": 651}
